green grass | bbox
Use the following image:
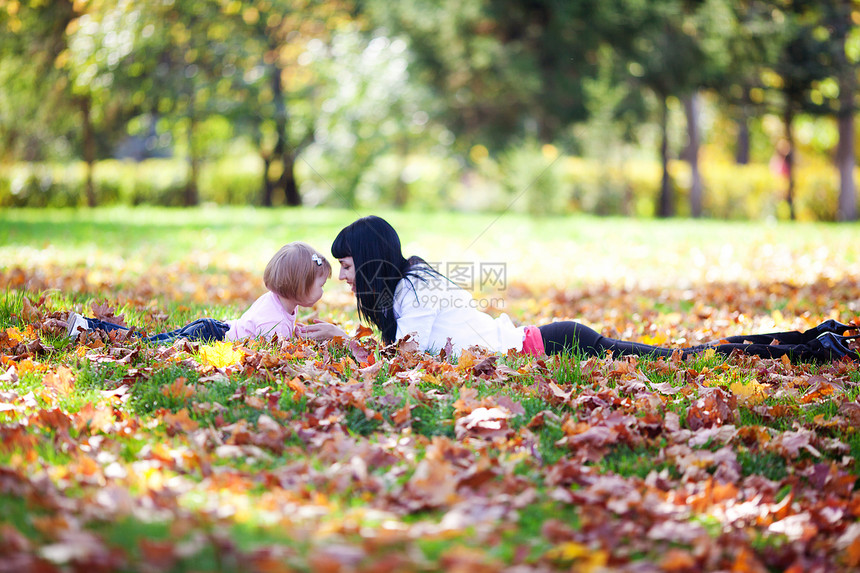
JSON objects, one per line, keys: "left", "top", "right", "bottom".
{"left": 3, "top": 206, "right": 860, "bottom": 292}
{"left": 2, "top": 206, "right": 860, "bottom": 572}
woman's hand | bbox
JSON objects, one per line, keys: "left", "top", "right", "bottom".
{"left": 296, "top": 319, "right": 348, "bottom": 340}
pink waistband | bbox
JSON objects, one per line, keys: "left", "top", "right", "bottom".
{"left": 522, "top": 325, "right": 545, "bottom": 356}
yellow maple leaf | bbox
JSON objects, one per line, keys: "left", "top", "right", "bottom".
{"left": 545, "top": 542, "right": 608, "bottom": 572}
{"left": 641, "top": 332, "right": 669, "bottom": 346}
{"left": 730, "top": 379, "right": 769, "bottom": 405}
{"left": 700, "top": 347, "right": 717, "bottom": 361}
{"left": 457, "top": 349, "right": 477, "bottom": 371}
{"left": 198, "top": 342, "right": 243, "bottom": 368}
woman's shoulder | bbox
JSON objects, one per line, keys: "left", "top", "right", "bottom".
{"left": 395, "top": 263, "right": 474, "bottom": 306}
{"left": 398, "top": 263, "right": 444, "bottom": 289}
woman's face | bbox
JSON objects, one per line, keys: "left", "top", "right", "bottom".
{"left": 338, "top": 256, "right": 356, "bottom": 293}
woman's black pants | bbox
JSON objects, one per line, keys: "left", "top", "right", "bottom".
{"left": 537, "top": 321, "right": 840, "bottom": 363}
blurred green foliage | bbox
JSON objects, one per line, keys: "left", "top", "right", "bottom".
{"left": 0, "top": 0, "right": 857, "bottom": 219}
{"left": 0, "top": 152, "right": 849, "bottom": 221}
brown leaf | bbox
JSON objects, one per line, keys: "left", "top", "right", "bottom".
{"left": 471, "top": 355, "right": 497, "bottom": 378}
{"left": 392, "top": 404, "right": 413, "bottom": 426}
{"left": 348, "top": 338, "right": 372, "bottom": 364}
{"left": 162, "top": 409, "right": 199, "bottom": 435}
{"left": 658, "top": 548, "right": 697, "bottom": 571}
{"left": 770, "top": 429, "right": 821, "bottom": 458}
{"left": 20, "top": 297, "right": 42, "bottom": 322}
{"left": 90, "top": 302, "right": 125, "bottom": 326}
{"left": 31, "top": 408, "right": 72, "bottom": 433}
{"left": 455, "top": 407, "right": 511, "bottom": 440}
{"left": 687, "top": 387, "right": 736, "bottom": 430}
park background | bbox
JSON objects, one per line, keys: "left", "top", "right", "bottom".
{"left": 1, "top": 0, "right": 859, "bottom": 222}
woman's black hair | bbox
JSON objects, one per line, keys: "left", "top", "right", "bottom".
{"left": 331, "top": 216, "right": 426, "bottom": 344}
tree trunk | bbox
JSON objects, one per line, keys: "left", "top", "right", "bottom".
{"left": 657, "top": 97, "right": 673, "bottom": 218}
{"left": 684, "top": 92, "right": 702, "bottom": 218}
{"left": 836, "top": 89, "right": 856, "bottom": 222}
{"left": 735, "top": 88, "right": 751, "bottom": 165}
{"left": 782, "top": 105, "right": 796, "bottom": 221}
{"left": 393, "top": 137, "right": 409, "bottom": 207}
{"left": 836, "top": 3, "right": 857, "bottom": 222}
{"left": 282, "top": 154, "right": 301, "bottom": 206}
{"left": 269, "top": 61, "right": 301, "bottom": 207}
{"left": 261, "top": 154, "right": 274, "bottom": 207}
{"left": 735, "top": 119, "right": 750, "bottom": 165}
{"left": 80, "top": 97, "right": 97, "bottom": 207}
{"left": 185, "top": 91, "right": 199, "bottom": 207}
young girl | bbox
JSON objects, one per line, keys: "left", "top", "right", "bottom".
{"left": 300, "top": 216, "right": 859, "bottom": 363}
{"left": 66, "top": 242, "right": 332, "bottom": 344}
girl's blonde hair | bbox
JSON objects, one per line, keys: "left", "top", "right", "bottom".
{"left": 264, "top": 242, "right": 332, "bottom": 300}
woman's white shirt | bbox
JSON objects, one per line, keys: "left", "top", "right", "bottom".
{"left": 393, "top": 267, "right": 525, "bottom": 355}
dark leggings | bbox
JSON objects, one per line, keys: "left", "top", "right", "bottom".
{"left": 82, "top": 317, "right": 229, "bottom": 343}
{"left": 538, "top": 321, "right": 835, "bottom": 363}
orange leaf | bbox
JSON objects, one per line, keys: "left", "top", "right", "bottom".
{"left": 800, "top": 381, "right": 835, "bottom": 403}
{"left": 846, "top": 536, "right": 860, "bottom": 567}
{"left": 457, "top": 349, "right": 477, "bottom": 372}
{"left": 43, "top": 365, "right": 75, "bottom": 395}
{"left": 731, "top": 546, "right": 768, "bottom": 573}
{"left": 287, "top": 376, "right": 307, "bottom": 396}
{"left": 31, "top": 408, "right": 72, "bottom": 432}
{"left": 660, "top": 549, "right": 696, "bottom": 571}
{"left": 162, "top": 409, "right": 199, "bottom": 434}
{"left": 353, "top": 324, "right": 373, "bottom": 339}
{"left": 162, "top": 377, "right": 194, "bottom": 400}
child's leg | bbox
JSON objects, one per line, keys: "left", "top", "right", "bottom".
{"left": 78, "top": 316, "right": 138, "bottom": 335}
{"left": 145, "top": 318, "right": 229, "bottom": 343}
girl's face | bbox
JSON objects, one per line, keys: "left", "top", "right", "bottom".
{"left": 338, "top": 257, "right": 356, "bottom": 293}
{"left": 299, "top": 273, "right": 327, "bottom": 306}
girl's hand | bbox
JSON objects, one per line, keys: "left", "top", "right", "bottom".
{"left": 296, "top": 319, "right": 348, "bottom": 340}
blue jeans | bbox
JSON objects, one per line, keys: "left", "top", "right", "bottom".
{"left": 82, "top": 317, "right": 230, "bottom": 343}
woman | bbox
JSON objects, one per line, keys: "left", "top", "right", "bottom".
{"left": 300, "top": 216, "right": 858, "bottom": 363}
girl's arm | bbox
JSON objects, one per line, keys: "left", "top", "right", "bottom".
{"left": 297, "top": 319, "right": 348, "bottom": 340}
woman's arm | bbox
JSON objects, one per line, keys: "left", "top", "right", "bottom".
{"left": 394, "top": 278, "right": 441, "bottom": 352}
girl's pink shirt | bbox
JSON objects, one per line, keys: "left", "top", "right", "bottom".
{"left": 225, "top": 291, "right": 296, "bottom": 341}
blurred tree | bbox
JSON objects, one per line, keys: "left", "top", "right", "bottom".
{"left": 63, "top": 0, "right": 158, "bottom": 206}
{"left": 125, "top": 0, "right": 230, "bottom": 206}
{"left": 358, "top": 0, "right": 600, "bottom": 152}
{"left": 0, "top": 0, "right": 89, "bottom": 193}
{"left": 765, "top": 0, "right": 839, "bottom": 219}
{"left": 710, "top": 0, "right": 789, "bottom": 166}
{"left": 597, "top": 0, "right": 714, "bottom": 218}
{"left": 300, "top": 28, "right": 441, "bottom": 208}
{"left": 218, "top": 0, "right": 354, "bottom": 207}
{"left": 825, "top": 0, "right": 857, "bottom": 221}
